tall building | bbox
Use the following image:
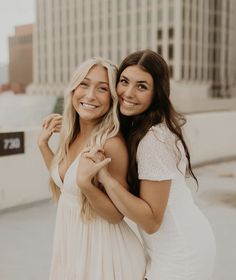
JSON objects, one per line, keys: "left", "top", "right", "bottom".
{"left": 28, "top": 0, "right": 236, "bottom": 99}
{"left": 0, "top": 63, "right": 8, "bottom": 85}
{"left": 9, "top": 24, "right": 33, "bottom": 93}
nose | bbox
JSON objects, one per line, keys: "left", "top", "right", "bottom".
{"left": 123, "top": 85, "right": 135, "bottom": 99}
{"left": 86, "top": 86, "right": 96, "bottom": 100}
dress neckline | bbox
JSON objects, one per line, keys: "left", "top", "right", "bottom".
{"left": 57, "top": 153, "right": 81, "bottom": 185}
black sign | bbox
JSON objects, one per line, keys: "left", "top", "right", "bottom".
{"left": 0, "top": 132, "right": 24, "bottom": 156}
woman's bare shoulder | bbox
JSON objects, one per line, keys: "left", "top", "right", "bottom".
{"left": 104, "top": 133, "right": 128, "bottom": 160}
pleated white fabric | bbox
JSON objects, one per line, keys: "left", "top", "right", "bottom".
{"left": 49, "top": 155, "right": 146, "bottom": 280}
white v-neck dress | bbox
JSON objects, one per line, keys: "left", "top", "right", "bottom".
{"left": 137, "top": 124, "right": 216, "bottom": 280}
{"left": 49, "top": 154, "right": 146, "bottom": 280}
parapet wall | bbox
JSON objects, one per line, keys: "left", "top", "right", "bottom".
{"left": 0, "top": 111, "right": 236, "bottom": 211}
{"left": 184, "top": 111, "right": 236, "bottom": 165}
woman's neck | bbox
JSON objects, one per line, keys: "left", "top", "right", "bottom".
{"left": 79, "top": 119, "right": 96, "bottom": 139}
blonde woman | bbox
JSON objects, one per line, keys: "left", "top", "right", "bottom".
{"left": 38, "top": 58, "right": 146, "bottom": 280}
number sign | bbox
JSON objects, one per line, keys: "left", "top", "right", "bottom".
{"left": 0, "top": 132, "right": 24, "bottom": 156}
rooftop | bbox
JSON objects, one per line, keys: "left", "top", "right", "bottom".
{"left": 0, "top": 160, "right": 235, "bottom": 280}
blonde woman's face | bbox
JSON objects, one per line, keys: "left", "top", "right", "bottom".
{"left": 72, "top": 64, "right": 111, "bottom": 123}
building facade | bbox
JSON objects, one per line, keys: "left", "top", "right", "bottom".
{"left": 8, "top": 24, "right": 33, "bottom": 93}
{"left": 0, "top": 63, "right": 8, "bottom": 85}
{"left": 28, "top": 0, "right": 236, "bottom": 99}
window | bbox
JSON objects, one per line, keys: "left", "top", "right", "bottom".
{"left": 195, "top": 66, "right": 198, "bottom": 80}
{"left": 169, "top": 65, "right": 173, "bottom": 78}
{"left": 181, "top": 65, "right": 185, "bottom": 79}
{"left": 182, "top": 43, "right": 185, "bottom": 61}
{"left": 157, "top": 29, "right": 162, "bottom": 40}
{"left": 157, "top": 45, "right": 162, "bottom": 55}
{"left": 168, "top": 27, "right": 174, "bottom": 39}
{"left": 189, "top": 65, "right": 191, "bottom": 79}
{"left": 168, "top": 44, "right": 174, "bottom": 60}
{"left": 147, "top": 28, "right": 151, "bottom": 42}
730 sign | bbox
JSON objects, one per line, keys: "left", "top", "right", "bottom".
{"left": 0, "top": 132, "right": 24, "bottom": 156}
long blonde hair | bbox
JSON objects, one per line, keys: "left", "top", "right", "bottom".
{"left": 50, "top": 57, "right": 119, "bottom": 220}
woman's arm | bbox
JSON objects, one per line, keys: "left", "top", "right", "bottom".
{"left": 37, "top": 114, "right": 62, "bottom": 170}
{"left": 92, "top": 126, "right": 178, "bottom": 233}
{"left": 99, "top": 172, "right": 171, "bottom": 234}
{"left": 97, "top": 127, "right": 178, "bottom": 233}
{"left": 77, "top": 136, "right": 129, "bottom": 224}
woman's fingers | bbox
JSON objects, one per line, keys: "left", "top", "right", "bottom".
{"left": 89, "top": 146, "right": 104, "bottom": 156}
{"left": 80, "top": 147, "right": 93, "bottom": 155}
{"left": 82, "top": 145, "right": 104, "bottom": 155}
{"left": 46, "top": 116, "right": 63, "bottom": 135}
{"left": 83, "top": 150, "right": 105, "bottom": 164}
{"left": 50, "top": 126, "right": 61, "bottom": 134}
{"left": 84, "top": 153, "right": 103, "bottom": 163}
{"left": 85, "top": 147, "right": 105, "bottom": 163}
{"left": 81, "top": 145, "right": 105, "bottom": 160}
{"left": 43, "top": 114, "right": 62, "bottom": 128}
{"left": 93, "top": 158, "right": 111, "bottom": 172}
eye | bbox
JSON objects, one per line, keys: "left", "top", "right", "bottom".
{"left": 79, "top": 81, "right": 88, "bottom": 88}
{"left": 98, "top": 86, "right": 109, "bottom": 93}
{"left": 137, "top": 84, "right": 148, "bottom": 91}
{"left": 119, "top": 78, "right": 128, "bottom": 86}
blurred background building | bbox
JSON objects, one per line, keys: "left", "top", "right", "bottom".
{"left": 8, "top": 24, "right": 33, "bottom": 93}
{"left": 0, "top": 63, "right": 8, "bottom": 84}
{"left": 28, "top": 0, "right": 236, "bottom": 100}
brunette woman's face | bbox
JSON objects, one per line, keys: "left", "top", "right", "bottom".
{"left": 117, "top": 65, "right": 154, "bottom": 116}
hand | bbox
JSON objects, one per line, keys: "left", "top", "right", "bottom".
{"left": 82, "top": 146, "right": 112, "bottom": 185}
{"left": 38, "top": 114, "right": 62, "bottom": 147}
{"left": 76, "top": 146, "right": 111, "bottom": 188}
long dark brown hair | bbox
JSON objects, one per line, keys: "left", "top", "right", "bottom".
{"left": 117, "top": 50, "right": 198, "bottom": 196}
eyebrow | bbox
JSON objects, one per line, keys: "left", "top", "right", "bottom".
{"left": 83, "top": 77, "right": 109, "bottom": 85}
{"left": 121, "top": 75, "right": 149, "bottom": 85}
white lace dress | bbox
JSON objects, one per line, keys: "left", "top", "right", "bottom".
{"left": 49, "top": 154, "right": 146, "bottom": 280}
{"left": 137, "top": 124, "right": 216, "bottom": 280}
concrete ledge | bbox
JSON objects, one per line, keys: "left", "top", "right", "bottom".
{"left": 192, "top": 156, "right": 236, "bottom": 168}
{"left": 0, "top": 198, "right": 51, "bottom": 215}
{"left": 184, "top": 111, "right": 236, "bottom": 165}
{"left": 0, "top": 110, "right": 236, "bottom": 211}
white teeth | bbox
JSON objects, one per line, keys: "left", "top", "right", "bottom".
{"left": 123, "top": 99, "right": 137, "bottom": 107}
{"left": 81, "top": 103, "right": 97, "bottom": 109}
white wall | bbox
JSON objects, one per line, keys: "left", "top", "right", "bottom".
{"left": 184, "top": 111, "right": 236, "bottom": 165}
{"left": 1, "top": 111, "right": 236, "bottom": 211}
{"left": 0, "top": 129, "right": 58, "bottom": 210}
{"left": 0, "top": 92, "right": 57, "bottom": 130}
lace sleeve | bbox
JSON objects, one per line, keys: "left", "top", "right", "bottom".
{"left": 136, "top": 125, "right": 179, "bottom": 181}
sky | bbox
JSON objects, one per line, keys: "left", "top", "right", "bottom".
{"left": 0, "top": 0, "right": 35, "bottom": 64}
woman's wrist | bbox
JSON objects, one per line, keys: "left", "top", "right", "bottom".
{"left": 99, "top": 171, "right": 114, "bottom": 187}
{"left": 77, "top": 175, "right": 93, "bottom": 189}
{"left": 38, "top": 139, "right": 49, "bottom": 149}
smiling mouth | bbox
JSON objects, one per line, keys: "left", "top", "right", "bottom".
{"left": 81, "top": 102, "right": 99, "bottom": 109}
{"left": 122, "top": 99, "right": 138, "bottom": 107}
